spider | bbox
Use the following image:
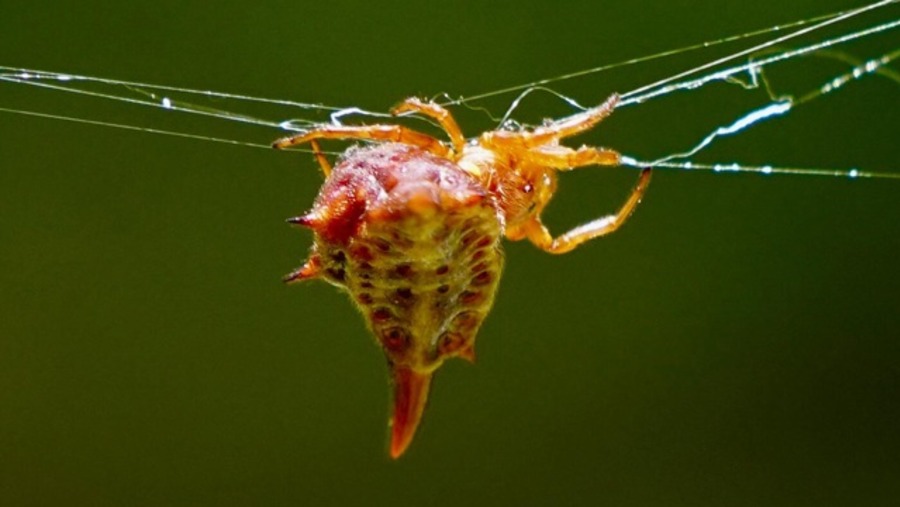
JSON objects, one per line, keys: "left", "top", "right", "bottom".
{"left": 272, "top": 93, "right": 651, "bottom": 458}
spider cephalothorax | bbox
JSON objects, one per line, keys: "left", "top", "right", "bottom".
{"left": 272, "top": 94, "right": 651, "bottom": 458}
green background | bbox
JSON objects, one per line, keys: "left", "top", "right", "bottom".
{"left": 2, "top": 1, "right": 898, "bottom": 505}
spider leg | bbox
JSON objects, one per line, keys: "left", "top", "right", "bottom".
{"left": 527, "top": 144, "right": 621, "bottom": 168}
{"left": 391, "top": 98, "right": 466, "bottom": 157}
{"left": 272, "top": 124, "right": 451, "bottom": 158}
{"left": 525, "top": 167, "right": 652, "bottom": 254}
{"left": 484, "top": 94, "right": 619, "bottom": 149}
{"left": 309, "top": 139, "right": 332, "bottom": 177}
{"left": 528, "top": 93, "right": 619, "bottom": 144}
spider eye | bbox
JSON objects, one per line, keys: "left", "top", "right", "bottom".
{"left": 522, "top": 183, "right": 533, "bottom": 194}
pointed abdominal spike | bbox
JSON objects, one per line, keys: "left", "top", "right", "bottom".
{"left": 389, "top": 367, "right": 433, "bottom": 459}
{"left": 286, "top": 212, "right": 320, "bottom": 228}
{"left": 283, "top": 254, "right": 322, "bottom": 284}
{"left": 458, "top": 345, "right": 476, "bottom": 363}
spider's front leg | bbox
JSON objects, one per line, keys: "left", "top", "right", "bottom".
{"left": 272, "top": 124, "right": 451, "bottom": 158}
{"left": 483, "top": 94, "right": 620, "bottom": 150}
{"left": 527, "top": 144, "right": 621, "bottom": 168}
{"left": 525, "top": 167, "right": 652, "bottom": 254}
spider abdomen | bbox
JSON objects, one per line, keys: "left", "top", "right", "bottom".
{"left": 293, "top": 143, "right": 504, "bottom": 370}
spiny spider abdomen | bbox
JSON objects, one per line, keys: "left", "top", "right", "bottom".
{"left": 284, "top": 143, "right": 503, "bottom": 458}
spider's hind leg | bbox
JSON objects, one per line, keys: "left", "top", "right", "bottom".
{"left": 309, "top": 140, "right": 332, "bottom": 177}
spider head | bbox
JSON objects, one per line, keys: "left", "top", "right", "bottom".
{"left": 501, "top": 169, "right": 558, "bottom": 237}
{"left": 458, "top": 142, "right": 559, "bottom": 241}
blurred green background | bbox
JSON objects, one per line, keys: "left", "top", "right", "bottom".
{"left": 1, "top": 1, "right": 898, "bottom": 505}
